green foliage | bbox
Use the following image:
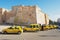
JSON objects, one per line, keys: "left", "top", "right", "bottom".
{"left": 49, "top": 20, "right": 59, "bottom": 25}
{"left": 49, "top": 20, "right": 54, "bottom": 25}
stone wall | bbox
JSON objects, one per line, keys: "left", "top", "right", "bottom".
{"left": 13, "top": 6, "right": 37, "bottom": 25}
{"left": 4, "top": 11, "right": 15, "bottom": 24}
{"left": 0, "top": 6, "right": 49, "bottom": 25}
{"left": 0, "top": 8, "right": 3, "bottom": 24}
{"left": 44, "top": 14, "right": 49, "bottom": 25}
{"left": 36, "top": 6, "right": 49, "bottom": 25}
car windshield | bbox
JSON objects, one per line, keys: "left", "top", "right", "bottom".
{"left": 33, "top": 25, "right": 36, "bottom": 28}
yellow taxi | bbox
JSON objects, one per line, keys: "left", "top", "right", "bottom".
{"left": 23, "top": 24, "right": 41, "bottom": 32}
{"left": 49, "top": 25, "right": 54, "bottom": 29}
{"left": 2, "top": 26, "right": 23, "bottom": 34}
{"left": 53, "top": 25, "right": 58, "bottom": 29}
{"left": 45, "top": 25, "right": 50, "bottom": 30}
{"left": 41, "top": 25, "right": 50, "bottom": 30}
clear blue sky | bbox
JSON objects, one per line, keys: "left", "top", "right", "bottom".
{"left": 0, "top": 0, "right": 60, "bottom": 21}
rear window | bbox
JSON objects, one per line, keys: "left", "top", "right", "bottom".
{"left": 28, "top": 25, "right": 32, "bottom": 28}
{"left": 36, "top": 25, "right": 39, "bottom": 28}
{"left": 33, "top": 25, "right": 35, "bottom": 28}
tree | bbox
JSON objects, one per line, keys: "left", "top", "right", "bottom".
{"left": 49, "top": 20, "right": 54, "bottom": 25}
{"left": 49, "top": 19, "right": 59, "bottom": 25}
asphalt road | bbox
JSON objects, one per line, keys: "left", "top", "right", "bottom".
{"left": 0, "top": 29, "right": 60, "bottom": 40}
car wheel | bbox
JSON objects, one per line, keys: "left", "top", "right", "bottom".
{"left": 23, "top": 30, "right": 27, "bottom": 32}
{"left": 4, "top": 31, "right": 7, "bottom": 34}
{"left": 18, "top": 31, "right": 21, "bottom": 34}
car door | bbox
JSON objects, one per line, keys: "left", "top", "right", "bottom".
{"left": 36, "top": 25, "right": 39, "bottom": 28}
{"left": 32, "top": 25, "right": 39, "bottom": 31}
{"left": 26, "top": 25, "right": 32, "bottom": 31}
{"left": 32, "top": 25, "right": 36, "bottom": 31}
{"left": 14, "top": 27, "right": 19, "bottom": 33}
{"left": 7, "top": 27, "right": 14, "bottom": 33}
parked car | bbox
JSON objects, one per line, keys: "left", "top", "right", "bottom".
{"left": 2, "top": 26, "right": 23, "bottom": 34}
{"left": 45, "top": 25, "right": 51, "bottom": 30}
{"left": 49, "top": 25, "right": 54, "bottom": 29}
{"left": 41, "top": 25, "right": 50, "bottom": 30}
{"left": 53, "top": 25, "right": 58, "bottom": 29}
{"left": 23, "top": 24, "right": 41, "bottom": 32}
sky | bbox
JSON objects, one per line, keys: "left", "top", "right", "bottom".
{"left": 0, "top": 0, "right": 60, "bottom": 21}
